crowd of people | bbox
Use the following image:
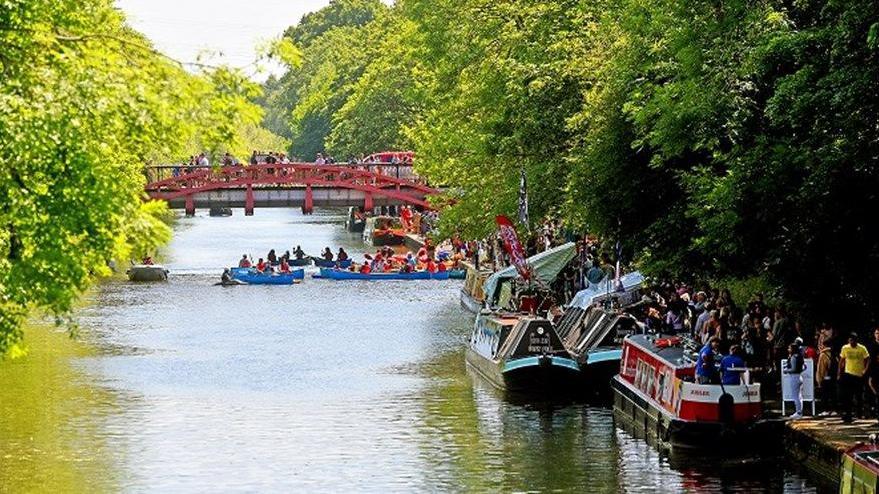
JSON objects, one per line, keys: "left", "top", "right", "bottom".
{"left": 341, "top": 244, "right": 462, "bottom": 275}
{"left": 637, "top": 282, "right": 879, "bottom": 423}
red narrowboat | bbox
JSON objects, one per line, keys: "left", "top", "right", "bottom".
{"left": 612, "top": 334, "right": 766, "bottom": 449}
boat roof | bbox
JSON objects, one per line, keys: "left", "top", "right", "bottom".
{"left": 625, "top": 333, "right": 696, "bottom": 369}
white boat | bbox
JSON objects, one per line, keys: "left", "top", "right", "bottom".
{"left": 127, "top": 264, "right": 169, "bottom": 282}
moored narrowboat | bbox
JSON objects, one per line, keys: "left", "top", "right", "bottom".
{"left": 465, "top": 313, "right": 580, "bottom": 393}
{"left": 612, "top": 333, "right": 764, "bottom": 450}
{"left": 841, "top": 442, "right": 879, "bottom": 494}
{"left": 363, "top": 216, "right": 406, "bottom": 246}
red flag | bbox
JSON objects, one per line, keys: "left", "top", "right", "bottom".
{"left": 496, "top": 215, "right": 530, "bottom": 280}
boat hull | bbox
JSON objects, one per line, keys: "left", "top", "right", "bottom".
{"left": 448, "top": 269, "right": 466, "bottom": 280}
{"left": 465, "top": 349, "right": 581, "bottom": 393}
{"left": 230, "top": 267, "right": 304, "bottom": 285}
{"left": 611, "top": 376, "right": 775, "bottom": 450}
{"left": 369, "top": 233, "right": 405, "bottom": 246}
{"left": 459, "top": 289, "right": 483, "bottom": 313}
{"left": 316, "top": 268, "right": 446, "bottom": 281}
{"left": 312, "top": 258, "right": 353, "bottom": 269}
{"left": 127, "top": 265, "right": 168, "bottom": 282}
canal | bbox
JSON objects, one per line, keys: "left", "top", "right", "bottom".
{"left": 0, "top": 209, "right": 820, "bottom": 492}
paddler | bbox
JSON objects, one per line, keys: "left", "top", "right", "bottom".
{"left": 279, "top": 258, "right": 291, "bottom": 273}
{"left": 337, "top": 248, "right": 349, "bottom": 261}
{"left": 294, "top": 246, "right": 305, "bottom": 260}
{"left": 426, "top": 258, "right": 437, "bottom": 273}
{"left": 267, "top": 249, "right": 278, "bottom": 265}
{"left": 221, "top": 268, "right": 233, "bottom": 284}
{"left": 256, "top": 258, "right": 267, "bottom": 273}
{"left": 238, "top": 254, "right": 251, "bottom": 268}
{"left": 322, "top": 247, "right": 334, "bottom": 261}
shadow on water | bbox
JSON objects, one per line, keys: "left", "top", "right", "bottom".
{"left": 0, "top": 324, "right": 126, "bottom": 492}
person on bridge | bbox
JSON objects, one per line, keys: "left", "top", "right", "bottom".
{"left": 337, "top": 248, "right": 349, "bottom": 262}
{"left": 238, "top": 255, "right": 251, "bottom": 268}
{"left": 315, "top": 153, "right": 326, "bottom": 165}
{"left": 198, "top": 152, "right": 209, "bottom": 168}
{"left": 322, "top": 247, "right": 334, "bottom": 261}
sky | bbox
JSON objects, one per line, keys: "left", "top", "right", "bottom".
{"left": 115, "top": 0, "right": 334, "bottom": 80}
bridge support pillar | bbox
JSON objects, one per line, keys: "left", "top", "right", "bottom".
{"left": 184, "top": 195, "right": 195, "bottom": 217}
{"left": 364, "top": 192, "right": 374, "bottom": 213}
{"left": 245, "top": 184, "right": 254, "bottom": 216}
{"left": 302, "top": 184, "right": 313, "bottom": 215}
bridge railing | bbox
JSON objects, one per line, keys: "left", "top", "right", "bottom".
{"left": 144, "top": 162, "right": 418, "bottom": 183}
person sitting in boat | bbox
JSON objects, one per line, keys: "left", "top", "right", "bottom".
{"left": 282, "top": 250, "right": 291, "bottom": 263}
{"left": 426, "top": 258, "right": 437, "bottom": 273}
{"left": 322, "top": 247, "right": 334, "bottom": 261}
{"left": 142, "top": 256, "right": 154, "bottom": 265}
{"left": 696, "top": 337, "right": 721, "bottom": 384}
{"left": 221, "top": 268, "right": 233, "bottom": 284}
{"left": 405, "top": 253, "right": 416, "bottom": 269}
{"left": 721, "top": 345, "right": 747, "bottom": 385}
{"left": 294, "top": 246, "right": 305, "bottom": 260}
{"left": 256, "top": 258, "right": 268, "bottom": 273}
{"left": 337, "top": 248, "right": 349, "bottom": 262}
{"left": 359, "top": 262, "right": 371, "bottom": 274}
{"left": 278, "top": 259, "right": 291, "bottom": 273}
{"left": 238, "top": 254, "right": 251, "bottom": 268}
{"left": 400, "top": 262, "right": 413, "bottom": 273}
{"left": 267, "top": 249, "right": 278, "bottom": 265}
{"left": 436, "top": 260, "right": 447, "bottom": 273}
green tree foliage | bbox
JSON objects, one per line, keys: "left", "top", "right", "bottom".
{"left": 0, "top": 0, "right": 277, "bottom": 353}
{"left": 263, "top": 0, "right": 879, "bottom": 325}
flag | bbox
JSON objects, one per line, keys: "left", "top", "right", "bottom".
{"left": 614, "top": 240, "right": 624, "bottom": 292}
{"left": 518, "top": 168, "right": 529, "bottom": 227}
{"left": 496, "top": 215, "right": 530, "bottom": 280}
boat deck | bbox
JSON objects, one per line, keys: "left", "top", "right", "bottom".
{"left": 786, "top": 416, "right": 879, "bottom": 487}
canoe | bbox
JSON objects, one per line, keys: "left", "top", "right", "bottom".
{"left": 316, "top": 268, "right": 449, "bottom": 281}
{"left": 311, "top": 257, "right": 353, "bottom": 269}
{"left": 289, "top": 258, "right": 312, "bottom": 267}
{"left": 127, "top": 265, "right": 169, "bottom": 282}
{"left": 230, "top": 267, "right": 304, "bottom": 285}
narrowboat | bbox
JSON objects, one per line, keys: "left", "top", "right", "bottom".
{"left": 555, "top": 271, "right": 647, "bottom": 392}
{"left": 841, "top": 442, "right": 879, "bottom": 493}
{"left": 314, "top": 268, "right": 449, "bottom": 281}
{"left": 466, "top": 313, "right": 580, "bottom": 392}
{"left": 612, "top": 333, "right": 764, "bottom": 450}
{"left": 230, "top": 267, "right": 304, "bottom": 285}
{"left": 459, "top": 261, "right": 490, "bottom": 313}
{"left": 363, "top": 216, "right": 405, "bottom": 246}
{"left": 127, "top": 265, "right": 169, "bottom": 282}
{"left": 209, "top": 206, "right": 233, "bottom": 217}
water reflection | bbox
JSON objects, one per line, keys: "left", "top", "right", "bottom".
{"left": 1, "top": 209, "right": 820, "bottom": 492}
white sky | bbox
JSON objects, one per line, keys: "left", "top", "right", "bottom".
{"left": 115, "top": 0, "right": 335, "bottom": 80}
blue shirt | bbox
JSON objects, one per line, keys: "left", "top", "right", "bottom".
{"left": 720, "top": 354, "right": 746, "bottom": 385}
{"left": 696, "top": 344, "right": 718, "bottom": 378}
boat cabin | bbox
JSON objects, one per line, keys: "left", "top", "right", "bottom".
{"left": 618, "top": 334, "right": 762, "bottom": 423}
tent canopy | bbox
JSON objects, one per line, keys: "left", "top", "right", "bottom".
{"left": 483, "top": 242, "right": 577, "bottom": 306}
{"left": 568, "top": 271, "right": 645, "bottom": 309}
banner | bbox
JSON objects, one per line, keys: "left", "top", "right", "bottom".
{"left": 496, "top": 215, "right": 530, "bottom": 280}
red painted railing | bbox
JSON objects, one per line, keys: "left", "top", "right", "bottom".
{"left": 144, "top": 162, "right": 438, "bottom": 215}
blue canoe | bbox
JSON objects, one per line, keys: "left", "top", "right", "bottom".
{"left": 231, "top": 267, "right": 304, "bottom": 285}
{"left": 311, "top": 257, "right": 353, "bottom": 269}
{"left": 316, "top": 268, "right": 450, "bottom": 281}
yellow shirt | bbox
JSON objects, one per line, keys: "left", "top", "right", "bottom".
{"left": 840, "top": 344, "right": 870, "bottom": 377}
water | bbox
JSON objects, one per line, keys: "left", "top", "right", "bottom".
{"left": 0, "top": 209, "right": 821, "bottom": 492}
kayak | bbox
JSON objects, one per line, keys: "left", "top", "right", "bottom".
{"left": 311, "top": 257, "right": 353, "bottom": 269}
{"left": 230, "top": 267, "right": 304, "bottom": 285}
{"left": 315, "top": 268, "right": 450, "bottom": 281}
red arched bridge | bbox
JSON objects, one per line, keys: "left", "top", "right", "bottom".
{"left": 144, "top": 162, "right": 439, "bottom": 215}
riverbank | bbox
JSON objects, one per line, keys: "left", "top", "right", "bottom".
{"left": 785, "top": 416, "right": 877, "bottom": 490}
